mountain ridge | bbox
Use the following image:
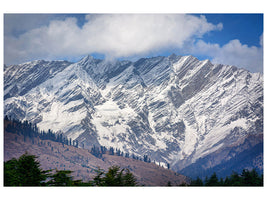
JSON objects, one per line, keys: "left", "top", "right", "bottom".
{"left": 4, "top": 54, "right": 263, "bottom": 178}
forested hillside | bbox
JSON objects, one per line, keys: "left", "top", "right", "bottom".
{"left": 4, "top": 153, "right": 137, "bottom": 186}
{"left": 4, "top": 117, "right": 189, "bottom": 186}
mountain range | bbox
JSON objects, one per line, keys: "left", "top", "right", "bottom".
{"left": 4, "top": 54, "right": 263, "bottom": 178}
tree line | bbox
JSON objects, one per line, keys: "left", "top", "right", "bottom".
{"left": 90, "top": 145, "right": 153, "bottom": 164}
{"left": 5, "top": 153, "right": 263, "bottom": 187}
{"left": 4, "top": 153, "right": 137, "bottom": 186}
{"left": 5, "top": 116, "right": 262, "bottom": 186}
{"left": 5, "top": 116, "right": 78, "bottom": 147}
{"left": 5, "top": 116, "right": 159, "bottom": 166}
{"left": 189, "top": 170, "right": 263, "bottom": 186}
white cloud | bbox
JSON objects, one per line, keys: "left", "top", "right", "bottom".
{"left": 5, "top": 14, "right": 262, "bottom": 73}
{"left": 4, "top": 14, "right": 222, "bottom": 64}
{"left": 191, "top": 38, "right": 263, "bottom": 73}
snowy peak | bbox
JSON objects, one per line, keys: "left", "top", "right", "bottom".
{"left": 4, "top": 60, "right": 72, "bottom": 99}
{"left": 4, "top": 54, "right": 263, "bottom": 177}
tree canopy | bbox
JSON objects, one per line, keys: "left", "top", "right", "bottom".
{"left": 189, "top": 169, "right": 263, "bottom": 186}
{"left": 94, "top": 165, "right": 137, "bottom": 186}
{"left": 4, "top": 153, "right": 137, "bottom": 186}
{"left": 4, "top": 152, "right": 49, "bottom": 186}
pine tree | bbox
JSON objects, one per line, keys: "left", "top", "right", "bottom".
{"left": 143, "top": 155, "right": 148, "bottom": 162}
{"left": 75, "top": 140, "right": 79, "bottom": 147}
{"left": 241, "top": 169, "right": 262, "bottom": 186}
{"left": 100, "top": 146, "right": 107, "bottom": 154}
{"left": 229, "top": 171, "right": 242, "bottom": 186}
{"left": 103, "top": 166, "right": 123, "bottom": 186}
{"left": 224, "top": 176, "right": 231, "bottom": 186}
{"left": 205, "top": 172, "right": 219, "bottom": 186}
{"left": 4, "top": 158, "right": 19, "bottom": 186}
{"left": 123, "top": 169, "right": 137, "bottom": 186}
{"left": 167, "top": 163, "right": 170, "bottom": 169}
{"left": 93, "top": 166, "right": 137, "bottom": 186}
{"left": 116, "top": 149, "right": 121, "bottom": 156}
{"left": 47, "top": 170, "right": 74, "bottom": 186}
{"left": 109, "top": 147, "right": 114, "bottom": 155}
{"left": 93, "top": 167, "right": 105, "bottom": 186}
{"left": 190, "top": 177, "right": 203, "bottom": 186}
{"left": 4, "top": 153, "right": 49, "bottom": 186}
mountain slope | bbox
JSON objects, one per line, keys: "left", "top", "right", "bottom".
{"left": 4, "top": 121, "right": 189, "bottom": 186}
{"left": 4, "top": 60, "right": 72, "bottom": 100}
{"left": 4, "top": 54, "right": 263, "bottom": 177}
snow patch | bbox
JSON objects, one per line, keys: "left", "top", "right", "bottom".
{"left": 92, "top": 100, "right": 137, "bottom": 149}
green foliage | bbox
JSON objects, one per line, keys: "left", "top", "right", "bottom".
{"left": 93, "top": 167, "right": 105, "bottom": 186}
{"left": 4, "top": 158, "right": 19, "bottom": 186}
{"left": 104, "top": 166, "right": 124, "bottom": 186}
{"left": 205, "top": 172, "right": 219, "bottom": 186}
{"left": 190, "top": 176, "right": 203, "bottom": 186}
{"left": 190, "top": 169, "right": 263, "bottom": 186}
{"left": 228, "top": 171, "right": 242, "bottom": 186}
{"left": 241, "top": 169, "right": 263, "bottom": 186}
{"left": 93, "top": 165, "right": 137, "bottom": 186}
{"left": 4, "top": 152, "right": 49, "bottom": 186}
{"left": 47, "top": 170, "right": 74, "bottom": 186}
{"left": 122, "top": 169, "right": 137, "bottom": 186}
{"left": 4, "top": 153, "right": 137, "bottom": 186}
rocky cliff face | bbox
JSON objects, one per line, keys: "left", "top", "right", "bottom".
{"left": 4, "top": 54, "right": 263, "bottom": 177}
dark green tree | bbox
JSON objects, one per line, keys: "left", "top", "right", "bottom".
{"left": 167, "top": 163, "right": 170, "bottom": 169}
{"left": 93, "top": 167, "right": 105, "bottom": 186}
{"left": 75, "top": 140, "right": 79, "bottom": 147}
{"left": 4, "top": 115, "right": 9, "bottom": 121}
{"left": 4, "top": 158, "right": 19, "bottom": 186}
{"left": 116, "top": 149, "right": 121, "bottom": 156}
{"left": 4, "top": 153, "right": 49, "bottom": 186}
{"left": 122, "top": 169, "right": 137, "bottom": 186}
{"left": 205, "top": 172, "right": 219, "bottom": 186}
{"left": 223, "top": 176, "right": 231, "bottom": 186}
{"left": 93, "top": 166, "right": 137, "bottom": 186}
{"left": 143, "top": 155, "right": 148, "bottom": 162}
{"left": 229, "top": 171, "right": 242, "bottom": 186}
{"left": 190, "top": 176, "right": 204, "bottom": 186}
{"left": 241, "top": 169, "right": 263, "bottom": 186}
{"left": 47, "top": 170, "right": 74, "bottom": 186}
{"left": 189, "top": 169, "right": 263, "bottom": 187}
{"left": 219, "top": 178, "right": 224, "bottom": 186}
{"left": 109, "top": 147, "right": 114, "bottom": 155}
{"left": 100, "top": 146, "right": 107, "bottom": 154}
{"left": 103, "top": 166, "right": 124, "bottom": 186}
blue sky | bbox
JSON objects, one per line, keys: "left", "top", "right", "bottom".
{"left": 4, "top": 13, "right": 263, "bottom": 72}
{"left": 199, "top": 14, "right": 263, "bottom": 47}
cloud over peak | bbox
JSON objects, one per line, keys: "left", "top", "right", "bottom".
{"left": 4, "top": 14, "right": 262, "bottom": 73}
{"left": 192, "top": 38, "right": 263, "bottom": 72}
{"left": 4, "top": 14, "right": 222, "bottom": 64}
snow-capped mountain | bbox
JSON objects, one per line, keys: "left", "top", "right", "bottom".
{"left": 4, "top": 54, "right": 263, "bottom": 178}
